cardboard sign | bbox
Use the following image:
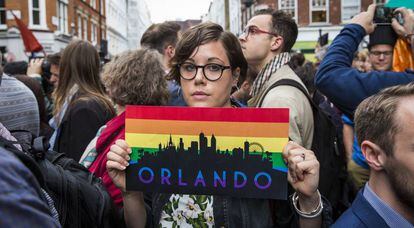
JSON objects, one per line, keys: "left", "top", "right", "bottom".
{"left": 125, "top": 106, "right": 289, "bottom": 199}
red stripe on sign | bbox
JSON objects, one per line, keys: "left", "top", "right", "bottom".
{"left": 125, "top": 106, "right": 289, "bottom": 123}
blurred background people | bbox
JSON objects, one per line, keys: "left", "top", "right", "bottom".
{"left": 50, "top": 40, "right": 115, "bottom": 161}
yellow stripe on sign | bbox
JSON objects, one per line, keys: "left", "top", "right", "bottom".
{"left": 125, "top": 133, "right": 288, "bottom": 153}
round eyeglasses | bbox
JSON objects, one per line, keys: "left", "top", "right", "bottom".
{"left": 178, "top": 63, "right": 231, "bottom": 81}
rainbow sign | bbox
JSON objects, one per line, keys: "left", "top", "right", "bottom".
{"left": 125, "top": 106, "right": 289, "bottom": 199}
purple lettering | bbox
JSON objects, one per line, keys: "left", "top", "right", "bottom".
{"left": 178, "top": 169, "right": 188, "bottom": 186}
{"left": 161, "top": 168, "right": 171, "bottom": 185}
{"left": 214, "top": 171, "right": 227, "bottom": 188}
{"left": 234, "top": 171, "right": 247, "bottom": 189}
{"left": 194, "top": 170, "right": 206, "bottom": 187}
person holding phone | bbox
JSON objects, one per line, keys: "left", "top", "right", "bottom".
{"left": 315, "top": 5, "right": 414, "bottom": 119}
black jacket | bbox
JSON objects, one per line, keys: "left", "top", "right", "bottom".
{"left": 54, "top": 96, "right": 114, "bottom": 161}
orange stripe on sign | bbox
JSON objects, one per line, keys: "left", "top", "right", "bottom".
{"left": 125, "top": 119, "right": 289, "bottom": 138}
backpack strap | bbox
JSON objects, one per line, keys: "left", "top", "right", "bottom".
{"left": 0, "top": 136, "right": 46, "bottom": 188}
{"left": 257, "top": 78, "right": 318, "bottom": 112}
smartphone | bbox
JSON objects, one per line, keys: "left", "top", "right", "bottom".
{"left": 374, "top": 5, "right": 394, "bottom": 24}
{"left": 374, "top": 5, "right": 404, "bottom": 25}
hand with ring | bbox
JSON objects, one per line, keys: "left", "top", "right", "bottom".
{"left": 283, "top": 141, "right": 321, "bottom": 213}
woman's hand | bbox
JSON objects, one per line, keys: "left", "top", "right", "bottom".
{"left": 283, "top": 141, "right": 320, "bottom": 212}
{"left": 106, "top": 139, "right": 132, "bottom": 192}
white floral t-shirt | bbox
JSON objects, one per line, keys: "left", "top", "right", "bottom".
{"left": 159, "top": 194, "right": 214, "bottom": 227}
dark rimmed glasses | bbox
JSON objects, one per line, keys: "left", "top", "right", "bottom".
{"left": 369, "top": 51, "right": 393, "bottom": 57}
{"left": 178, "top": 63, "right": 231, "bottom": 81}
{"left": 241, "top": 26, "right": 278, "bottom": 40}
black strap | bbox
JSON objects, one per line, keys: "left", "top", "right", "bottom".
{"left": 0, "top": 136, "right": 46, "bottom": 188}
{"left": 258, "top": 79, "right": 318, "bottom": 112}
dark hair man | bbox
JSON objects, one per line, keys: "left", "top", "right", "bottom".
{"left": 333, "top": 83, "right": 414, "bottom": 226}
{"left": 140, "top": 21, "right": 181, "bottom": 71}
{"left": 140, "top": 21, "right": 185, "bottom": 106}
{"left": 239, "top": 9, "right": 314, "bottom": 149}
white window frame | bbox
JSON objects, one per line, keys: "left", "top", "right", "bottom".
{"left": 341, "top": 0, "right": 360, "bottom": 22}
{"left": 57, "top": 0, "right": 69, "bottom": 34}
{"left": 278, "top": 0, "right": 298, "bottom": 22}
{"left": 77, "top": 14, "right": 82, "bottom": 38}
{"left": 28, "top": 0, "right": 47, "bottom": 29}
{"left": 91, "top": 21, "right": 97, "bottom": 44}
{"left": 83, "top": 17, "right": 88, "bottom": 41}
{"left": 309, "top": 0, "right": 329, "bottom": 25}
{"left": 101, "top": 0, "right": 104, "bottom": 15}
{"left": 0, "top": 0, "right": 6, "bottom": 29}
{"left": 91, "top": 0, "right": 96, "bottom": 9}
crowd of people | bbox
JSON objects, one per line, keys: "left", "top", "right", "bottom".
{"left": 0, "top": 4, "right": 413, "bottom": 228}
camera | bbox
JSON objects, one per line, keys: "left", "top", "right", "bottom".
{"left": 41, "top": 59, "right": 51, "bottom": 80}
{"left": 374, "top": 5, "right": 404, "bottom": 25}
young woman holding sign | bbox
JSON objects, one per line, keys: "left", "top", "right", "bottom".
{"left": 106, "top": 22, "right": 328, "bottom": 227}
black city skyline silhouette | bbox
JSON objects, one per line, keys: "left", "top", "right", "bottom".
{"left": 131, "top": 132, "right": 285, "bottom": 171}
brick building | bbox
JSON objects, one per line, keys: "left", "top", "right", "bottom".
{"left": 73, "top": 0, "right": 106, "bottom": 47}
{"left": 241, "top": 0, "right": 387, "bottom": 43}
{"left": 0, "top": 0, "right": 106, "bottom": 61}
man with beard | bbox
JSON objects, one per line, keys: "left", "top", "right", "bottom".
{"left": 332, "top": 83, "right": 414, "bottom": 227}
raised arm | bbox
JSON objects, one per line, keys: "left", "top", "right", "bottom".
{"left": 315, "top": 5, "right": 414, "bottom": 118}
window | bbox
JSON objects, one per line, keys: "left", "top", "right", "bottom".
{"left": 91, "top": 22, "right": 97, "bottom": 44}
{"left": 279, "top": 0, "right": 297, "bottom": 21}
{"left": 32, "top": 0, "right": 40, "bottom": 25}
{"left": 83, "top": 18, "right": 88, "bottom": 40}
{"left": 29, "top": 0, "right": 46, "bottom": 28}
{"left": 342, "top": 0, "right": 360, "bottom": 21}
{"left": 101, "top": 0, "right": 104, "bottom": 15}
{"left": 91, "top": 0, "right": 96, "bottom": 9}
{"left": 0, "top": 0, "right": 5, "bottom": 26}
{"left": 77, "top": 15, "right": 82, "bottom": 38}
{"left": 57, "top": 0, "right": 68, "bottom": 33}
{"left": 311, "top": 0, "right": 328, "bottom": 24}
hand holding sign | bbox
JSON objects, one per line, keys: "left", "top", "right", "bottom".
{"left": 106, "top": 139, "right": 132, "bottom": 192}
{"left": 283, "top": 141, "right": 320, "bottom": 212}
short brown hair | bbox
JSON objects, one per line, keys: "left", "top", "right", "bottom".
{"left": 47, "top": 52, "right": 61, "bottom": 66}
{"left": 140, "top": 22, "right": 181, "bottom": 54}
{"left": 255, "top": 9, "right": 298, "bottom": 52}
{"left": 167, "top": 22, "right": 247, "bottom": 84}
{"left": 102, "top": 49, "right": 169, "bottom": 106}
{"left": 354, "top": 83, "right": 414, "bottom": 156}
